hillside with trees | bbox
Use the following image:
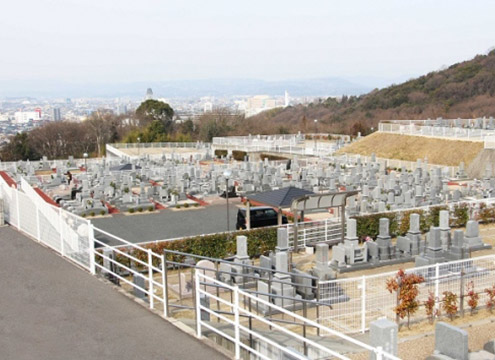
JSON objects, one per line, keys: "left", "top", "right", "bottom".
{"left": 247, "top": 50, "right": 495, "bottom": 135}
{"left": 2, "top": 50, "right": 495, "bottom": 161}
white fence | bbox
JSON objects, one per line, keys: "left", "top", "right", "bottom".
{"left": 212, "top": 134, "right": 340, "bottom": 158}
{"left": 0, "top": 175, "right": 167, "bottom": 316}
{"left": 332, "top": 152, "right": 460, "bottom": 177}
{"left": 379, "top": 122, "right": 495, "bottom": 142}
{"left": 318, "top": 255, "right": 495, "bottom": 334}
{"left": 196, "top": 271, "right": 400, "bottom": 360}
{"left": 286, "top": 218, "right": 343, "bottom": 249}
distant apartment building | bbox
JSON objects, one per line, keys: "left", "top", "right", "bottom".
{"left": 117, "top": 104, "right": 127, "bottom": 115}
{"left": 52, "top": 107, "right": 61, "bottom": 121}
{"left": 245, "top": 95, "right": 283, "bottom": 117}
{"left": 203, "top": 102, "right": 213, "bottom": 113}
{"left": 14, "top": 110, "right": 41, "bottom": 124}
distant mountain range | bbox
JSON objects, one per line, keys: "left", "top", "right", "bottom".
{"left": 0, "top": 77, "right": 373, "bottom": 99}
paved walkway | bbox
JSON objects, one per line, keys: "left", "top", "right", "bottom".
{"left": 92, "top": 201, "right": 240, "bottom": 244}
{"left": 0, "top": 226, "right": 228, "bottom": 360}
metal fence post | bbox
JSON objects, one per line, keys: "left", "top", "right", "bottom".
{"left": 88, "top": 222, "right": 96, "bottom": 275}
{"left": 375, "top": 346, "right": 383, "bottom": 360}
{"left": 233, "top": 286, "right": 241, "bottom": 360}
{"left": 194, "top": 271, "right": 202, "bottom": 338}
{"left": 161, "top": 254, "right": 167, "bottom": 317}
{"left": 15, "top": 188, "right": 20, "bottom": 230}
{"left": 59, "top": 208, "right": 65, "bottom": 257}
{"left": 35, "top": 200, "right": 41, "bottom": 242}
{"left": 435, "top": 263, "right": 440, "bottom": 313}
{"left": 361, "top": 276, "right": 366, "bottom": 333}
{"left": 148, "top": 249, "right": 154, "bottom": 309}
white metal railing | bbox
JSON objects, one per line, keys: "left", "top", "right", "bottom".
{"left": 195, "top": 271, "right": 400, "bottom": 360}
{"left": 379, "top": 122, "right": 495, "bottom": 142}
{"left": 286, "top": 218, "right": 343, "bottom": 249}
{"left": 0, "top": 174, "right": 167, "bottom": 316}
{"left": 319, "top": 254, "right": 495, "bottom": 334}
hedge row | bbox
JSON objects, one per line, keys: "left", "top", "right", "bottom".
{"left": 352, "top": 204, "right": 471, "bottom": 241}
{"left": 232, "top": 150, "right": 247, "bottom": 161}
{"left": 120, "top": 227, "right": 279, "bottom": 266}
{"left": 214, "top": 149, "right": 228, "bottom": 158}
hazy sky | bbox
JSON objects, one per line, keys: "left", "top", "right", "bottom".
{"left": 1, "top": 0, "right": 494, "bottom": 86}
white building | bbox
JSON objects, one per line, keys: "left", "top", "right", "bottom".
{"left": 14, "top": 111, "right": 41, "bottom": 124}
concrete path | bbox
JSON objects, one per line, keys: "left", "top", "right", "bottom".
{"left": 0, "top": 226, "right": 228, "bottom": 360}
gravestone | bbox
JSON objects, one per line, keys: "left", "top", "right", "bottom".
{"left": 407, "top": 213, "right": 422, "bottom": 255}
{"left": 439, "top": 210, "right": 450, "bottom": 251}
{"left": 196, "top": 260, "right": 217, "bottom": 292}
{"left": 376, "top": 218, "right": 392, "bottom": 260}
{"left": 430, "top": 322, "right": 468, "bottom": 360}
{"left": 133, "top": 273, "right": 147, "bottom": 300}
{"left": 369, "top": 318, "right": 398, "bottom": 360}
{"left": 276, "top": 228, "right": 289, "bottom": 252}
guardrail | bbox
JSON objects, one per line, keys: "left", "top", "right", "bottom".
{"left": 195, "top": 271, "right": 400, "bottom": 360}
{"left": 0, "top": 175, "right": 167, "bottom": 316}
{"left": 379, "top": 122, "right": 495, "bottom": 142}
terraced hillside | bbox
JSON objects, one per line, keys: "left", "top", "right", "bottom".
{"left": 337, "top": 132, "right": 483, "bottom": 167}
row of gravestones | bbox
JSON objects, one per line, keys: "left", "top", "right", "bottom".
{"left": 12, "top": 146, "right": 495, "bottom": 218}
{"left": 331, "top": 211, "right": 491, "bottom": 272}
{"left": 366, "top": 318, "right": 495, "bottom": 360}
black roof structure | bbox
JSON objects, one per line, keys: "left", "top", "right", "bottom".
{"left": 248, "top": 186, "right": 314, "bottom": 208}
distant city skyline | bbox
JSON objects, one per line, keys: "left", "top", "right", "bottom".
{"left": 1, "top": 0, "right": 494, "bottom": 97}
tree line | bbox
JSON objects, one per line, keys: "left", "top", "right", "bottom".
{"left": 0, "top": 100, "right": 245, "bottom": 161}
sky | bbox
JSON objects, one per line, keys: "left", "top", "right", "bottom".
{"left": 1, "top": 0, "right": 494, "bottom": 92}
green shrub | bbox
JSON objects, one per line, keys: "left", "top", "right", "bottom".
{"left": 193, "top": 203, "right": 199, "bottom": 207}
{"left": 183, "top": 203, "right": 190, "bottom": 208}
{"left": 81, "top": 213, "right": 86, "bottom": 218}
{"left": 425, "top": 206, "right": 448, "bottom": 228}
{"left": 479, "top": 203, "right": 495, "bottom": 223}
{"left": 128, "top": 208, "right": 135, "bottom": 213}
{"left": 89, "top": 211, "right": 95, "bottom": 217}
{"left": 398, "top": 210, "right": 428, "bottom": 236}
{"left": 451, "top": 203, "right": 469, "bottom": 228}
{"left": 130, "top": 227, "right": 278, "bottom": 265}
{"left": 137, "top": 207, "right": 143, "bottom": 212}
{"left": 100, "top": 210, "right": 106, "bottom": 216}
{"left": 214, "top": 149, "right": 228, "bottom": 158}
{"left": 176, "top": 204, "right": 182, "bottom": 209}
{"left": 148, "top": 206, "right": 154, "bottom": 212}
{"left": 353, "top": 212, "right": 398, "bottom": 240}
{"left": 232, "top": 150, "right": 247, "bottom": 161}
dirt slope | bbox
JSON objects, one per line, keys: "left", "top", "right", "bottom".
{"left": 337, "top": 132, "right": 483, "bottom": 167}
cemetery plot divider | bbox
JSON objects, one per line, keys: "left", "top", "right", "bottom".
{"left": 195, "top": 271, "right": 400, "bottom": 360}
{"left": 318, "top": 254, "right": 495, "bottom": 334}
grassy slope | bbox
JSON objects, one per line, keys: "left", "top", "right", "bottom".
{"left": 337, "top": 132, "right": 483, "bottom": 166}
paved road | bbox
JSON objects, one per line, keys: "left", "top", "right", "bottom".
{"left": 0, "top": 226, "right": 228, "bottom": 360}
{"left": 92, "top": 202, "right": 239, "bottom": 244}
